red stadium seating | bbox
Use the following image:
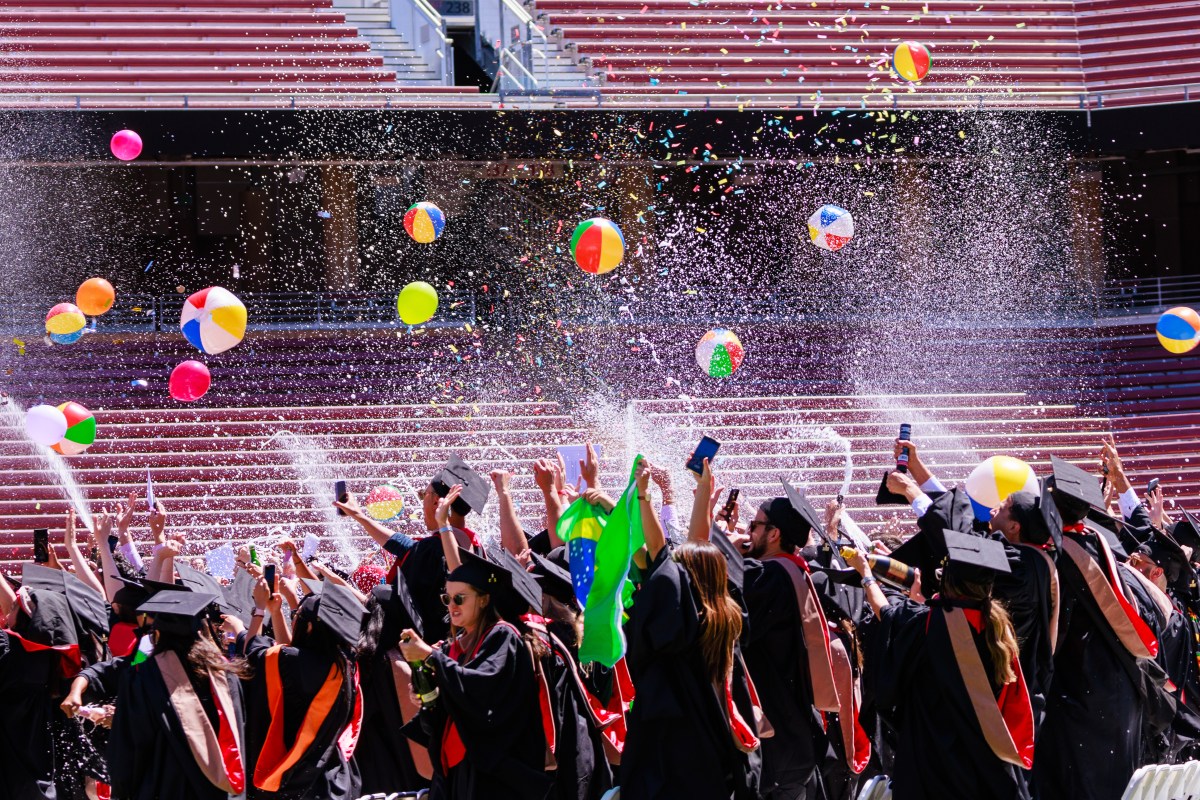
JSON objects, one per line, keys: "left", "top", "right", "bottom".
{"left": 0, "top": 1, "right": 481, "bottom": 106}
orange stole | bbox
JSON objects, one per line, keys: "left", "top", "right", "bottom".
{"left": 253, "top": 645, "right": 346, "bottom": 792}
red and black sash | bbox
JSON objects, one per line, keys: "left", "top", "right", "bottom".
{"left": 3, "top": 628, "right": 81, "bottom": 681}
{"left": 156, "top": 651, "right": 246, "bottom": 795}
{"left": 253, "top": 645, "right": 361, "bottom": 792}
{"left": 765, "top": 554, "right": 841, "bottom": 712}
{"left": 1061, "top": 527, "right": 1158, "bottom": 659}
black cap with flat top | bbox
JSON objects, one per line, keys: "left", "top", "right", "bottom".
{"left": 499, "top": 549, "right": 543, "bottom": 616}
{"left": 315, "top": 582, "right": 368, "bottom": 649}
{"left": 1171, "top": 509, "right": 1200, "bottom": 556}
{"left": 21, "top": 562, "right": 110, "bottom": 637}
{"left": 1047, "top": 456, "right": 1106, "bottom": 524}
{"left": 447, "top": 547, "right": 512, "bottom": 594}
{"left": 529, "top": 551, "right": 575, "bottom": 605}
{"left": 175, "top": 561, "right": 240, "bottom": 617}
{"left": 889, "top": 527, "right": 1010, "bottom": 593}
{"left": 109, "top": 575, "right": 151, "bottom": 609}
{"left": 432, "top": 455, "right": 491, "bottom": 516}
{"left": 137, "top": 591, "right": 221, "bottom": 637}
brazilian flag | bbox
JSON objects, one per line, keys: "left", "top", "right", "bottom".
{"left": 556, "top": 456, "right": 646, "bottom": 666}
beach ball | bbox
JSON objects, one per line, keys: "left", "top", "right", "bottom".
{"left": 45, "top": 303, "right": 87, "bottom": 345}
{"left": 403, "top": 202, "right": 445, "bottom": 244}
{"left": 1156, "top": 306, "right": 1200, "bottom": 354}
{"left": 180, "top": 286, "right": 246, "bottom": 355}
{"left": 76, "top": 277, "right": 115, "bottom": 316}
{"left": 696, "top": 328, "right": 745, "bottom": 378}
{"left": 110, "top": 129, "right": 142, "bottom": 161}
{"left": 25, "top": 404, "right": 68, "bottom": 447}
{"left": 169, "top": 360, "right": 211, "bottom": 403}
{"left": 965, "top": 455, "right": 1039, "bottom": 521}
{"left": 807, "top": 205, "right": 855, "bottom": 252}
{"left": 364, "top": 485, "right": 405, "bottom": 523}
{"left": 397, "top": 281, "right": 438, "bottom": 325}
{"left": 892, "top": 41, "right": 931, "bottom": 82}
{"left": 571, "top": 218, "right": 625, "bottom": 275}
{"left": 51, "top": 402, "right": 96, "bottom": 456}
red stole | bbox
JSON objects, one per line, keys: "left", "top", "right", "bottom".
{"left": 764, "top": 553, "right": 841, "bottom": 712}
{"left": 155, "top": 651, "right": 246, "bottom": 794}
{"left": 1061, "top": 528, "right": 1158, "bottom": 659}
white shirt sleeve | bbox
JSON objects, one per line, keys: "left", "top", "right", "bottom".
{"left": 911, "top": 493, "right": 933, "bottom": 518}
{"left": 118, "top": 541, "right": 143, "bottom": 570}
{"left": 1117, "top": 487, "right": 1141, "bottom": 521}
{"left": 920, "top": 476, "right": 947, "bottom": 495}
{"left": 660, "top": 503, "right": 683, "bottom": 543}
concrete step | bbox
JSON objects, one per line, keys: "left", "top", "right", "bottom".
{"left": 332, "top": 0, "right": 450, "bottom": 85}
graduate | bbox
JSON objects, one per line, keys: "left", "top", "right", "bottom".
{"left": 241, "top": 580, "right": 369, "bottom": 800}
{"left": 106, "top": 591, "right": 248, "bottom": 800}
{"left": 396, "top": 548, "right": 554, "bottom": 800}
{"left": 852, "top": 528, "right": 1035, "bottom": 800}
{"left": 1034, "top": 457, "right": 1166, "bottom": 800}
{"left": 619, "top": 457, "right": 762, "bottom": 800}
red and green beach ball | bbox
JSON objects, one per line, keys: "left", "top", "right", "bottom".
{"left": 50, "top": 402, "right": 96, "bottom": 456}
{"left": 892, "top": 41, "right": 931, "bottom": 82}
{"left": 571, "top": 217, "right": 625, "bottom": 275}
{"left": 403, "top": 202, "right": 446, "bottom": 244}
{"left": 696, "top": 329, "right": 745, "bottom": 378}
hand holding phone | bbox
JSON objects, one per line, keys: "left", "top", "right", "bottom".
{"left": 686, "top": 436, "right": 722, "bottom": 475}
{"left": 264, "top": 564, "right": 277, "bottom": 593}
{"left": 721, "top": 488, "right": 740, "bottom": 519}
{"left": 334, "top": 480, "right": 348, "bottom": 516}
{"left": 1148, "top": 477, "right": 1161, "bottom": 495}
{"left": 33, "top": 528, "right": 50, "bottom": 564}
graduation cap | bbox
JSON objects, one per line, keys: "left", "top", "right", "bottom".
{"left": 1038, "top": 477, "right": 1064, "bottom": 551}
{"left": 142, "top": 577, "right": 189, "bottom": 594}
{"left": 1135, "top": 529, "right": 1190, "bottom": 587}
{"left": 315, "top": 582, "right": 368, "bottom": 649}
{"left": 1046, "top": 456, "right": 1105, "bottom": 525}
{"left": 529, "top": 551, "right": 575, "bottom": 605}
{"left": 941, "top": 530, "right": 1011, "bottom": 582}
{"left": 875, "top": 472, "right": 911, "bottom": 506}
{"left": 499, "top": 550, "right": 543, "bottom": 617}
{"left": 174, "top": 562, "right": 240, "bottom": 618}
{"left": 137, "top": 591, "right": 221, "bottom": 637}
{"left": 109, "top": 575, "right": 151, "bottom": 609}
{"left": 708, "top": 521, "right": 746, "bottom": 591}
{"left": 447, "top": 548, "right": 512, "bottom": 595}
{"left": 431, "top": 456, "right": 491, "bottom": 516}
{"left": 1171, "top": 509, "right": 1200, "bottom": 558}
{"left": 301, "top": 577, "right": 325, "bottom": 596}
{"left": 21, "top": 563, "right": 110, "bottom": 638}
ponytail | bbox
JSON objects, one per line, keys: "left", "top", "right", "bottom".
{"left": 942, "top": 573, "right": 1019, "bottom": 687}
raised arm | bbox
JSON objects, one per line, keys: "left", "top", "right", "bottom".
{"left": 491, "top": 470, "right": 530, "bottom": 557}
{"left": 63, "top": 510, "right": 105, "bottom": 598}
{"left": 334, "top": 492, "right": 399, "bottom": 549}
{"left": 114, "top": 494, "right": 143, "bottom": 573}
{"left": 844, "top": 548, "right": 888, "bottom": 620}
{"left": 534, "top": 458, "right": 566, "bottom": 548}
{"left": 94, "top": 508, "right": 123, "bottom": 601}
{"left": 637, "top": 458, "right": 670, "bottom": 562}
{"left": 435, "top": 485, "right": 464, "bottom": 573}
{"left": 687, "top": 458, "right": 720, "bottom": 544}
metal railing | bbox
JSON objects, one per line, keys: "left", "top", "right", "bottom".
{"left": 1101, "top": 275, "right": 1200, "bottom": 315}
{"left": 389, "top": 0, "right": 456, "bottom": 86}
{"left": 476, "top": 0, "right": 549, "bottom": 92}
{"left": 0, "top": 290, "right": 476, "bottom": 335}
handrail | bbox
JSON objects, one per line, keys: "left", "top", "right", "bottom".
{"left": 492, "top": 47, "right": 539, "bottom": 95}
{"left": 389, "top": 0, "right": 455, "bottom": 86}
{"left": 475, "top": 0, "right": 548, "bottom": 89}
{"left": 1101, "top": 275, "right": 1200, "bottom": 314}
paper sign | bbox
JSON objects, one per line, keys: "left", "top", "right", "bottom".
{"left": 206, "top": 544, "right": 236, "bottom": 581}
{"left": 146, "top": 468, "right": 156, "bottom": 511}
{"left": 302, "top": 532, "right": 321, "bottom": 560}
{"left": 558, "top": 444, "right": 603, "bottom": 491}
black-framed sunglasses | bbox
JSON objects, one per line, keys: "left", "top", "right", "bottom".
{"left": 441, "top": 592, "right": 475, "bottom": 607}
{"left": 748, "top": 520, "right": 775, "bottom": 532}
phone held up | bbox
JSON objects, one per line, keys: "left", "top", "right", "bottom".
{"left": 686, "top": 436, "right": 722, "bottom": 475}
{"left": 334, "top": 480, "right": 348, "bottom": 516}
{"left": 33, "top": 528, "right": 50, "bottom": 563}
{"left": 264, "top": 564, "right": 277, "bottom": 593}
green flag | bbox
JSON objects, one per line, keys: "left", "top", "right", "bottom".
{"left": 566, "top": 456, "right": 645, "bottom": 667}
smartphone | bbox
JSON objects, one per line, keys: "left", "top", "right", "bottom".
{"left": 264, "top": 564, "right": 277, "bottom": 593}
{"left": 107, "top": 534, "right": 119, "bottom": 553}
{"left": 686, "top": 436, "right": 722, "bottom": 475}
{"left": 896, "top": 423, "right": 912, "bottom": 473}
{"left": 722, "top": 488, "right": 741, "bottom": 518}
{"left": 33, "top": 528, "right": 50, "bottom": 563}
{"left": 1148, "top": 477, "right": 1161, "bottom": 494}
{"left": 334, "top": 480, "right": 348, "bottom": 516}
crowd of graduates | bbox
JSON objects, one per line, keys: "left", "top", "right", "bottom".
{"left": 1, "top": 432, "right": 1199, "bottom": 800}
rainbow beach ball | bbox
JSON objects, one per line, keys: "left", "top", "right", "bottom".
{"left": 696, "top": 328, "right": 745, "bottom": 378}
{"left": 404, "top": 202, "right": 446, "bottom": 244}
{"left": 46, "top": 303, "right": 87, "bottom": 345}
{"left": 965, "top": 455, "right": 1039, "bottom": 521}
{"left": 571, "top": 218, "right": 625, "bottom": 275}
{"left": 364, "top": 485, "right": 405, "bottom": 523}
{"left": 1156, "top": 306, "right": 1200, "bottom": 355}
{"left": 892, "top": 41, "right": 932, "bottom": 82}
{"left": 51, "top": 402, "right": 96, "bottom": 456}
{"left": 807, "top": 205, "right": 855, "bottom": 252}
{"left": 181, "top": 286, "right": 247, "bottom": 355}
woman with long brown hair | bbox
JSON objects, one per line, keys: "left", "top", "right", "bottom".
{"left": 619, "top": 457, "right": 762, "bottom": 800}
{"left": 848, "top": 528, "right": 1035, "bottom": 800}
{"left": 106, "top": 591, "right": 250, "bottom": 800}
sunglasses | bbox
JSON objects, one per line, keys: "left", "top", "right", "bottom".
{"left": 748, "top": 520, "right": 775, "bottom": 532}
{"left": 441, "top": 592, "right": 476, "bottom": 607}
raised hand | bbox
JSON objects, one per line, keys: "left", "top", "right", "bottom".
{"left": 489, "top": 469, "right": 512, "bottom": 494}
{"left": 435, "top": 485, "right": 461, "bottom": 528}
{"left": 581, "top": 443, "right": 601, "bottom": 490}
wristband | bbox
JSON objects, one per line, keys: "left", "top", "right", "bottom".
{"left": 436, "top": 526, "right": 452, "bottom": 534}
{"left": 860, "top": 576, "right": 878, "bottom": 589}
{"left": 252, "top": 609, "right": 266, "bottom": 618}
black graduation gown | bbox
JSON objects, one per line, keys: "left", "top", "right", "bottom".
{"left": 1034, "top": 529, "right": 1148, "bottom": 800}
{"left": 107, "top": 655, "right": 247, "bottom": 800}
{"left": 0, "top": 629, "right": 59, "bottom": 800}
{"left": 407, "top": 623, "right": 552, "bottom": 800}
{"left": 741, "top": 558, "right": 825, "bottom": 798}
{"left": 542, "top": 633, "right": 613, "bottom": 800}
{"left": 386, "top": 534, "right": 452, "bottom": 644}
{"left": 356, "top": 583, "right": 429, "bottom": 795}
{"left": 868, "top": 599, "right": 1029, "bottom": 800}
{"left": 990, "top": 536, "right": 1056, "bottom": 731}
{"left": 620, "top": 547, "right": 761, "bottom": 800}
{"left": 242, "top": 635, "right": 360, "bottom": 800}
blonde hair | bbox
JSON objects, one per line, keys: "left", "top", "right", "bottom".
{"left": 942, "top": 573, "right": 1019, "bottom": 686}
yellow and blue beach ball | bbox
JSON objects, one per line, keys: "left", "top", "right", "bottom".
{"left": 1156, "top": 306, "right": 1200, "bottom": 355}
{"left": 965, "top": 455, "right": 1039, "bottom": 522}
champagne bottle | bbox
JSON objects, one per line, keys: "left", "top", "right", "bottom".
{"left": 403, "top": 636, "right": 440, "bottom": 709}
{"left": 840, "top": 547, "right": 918, "bottom": 590}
